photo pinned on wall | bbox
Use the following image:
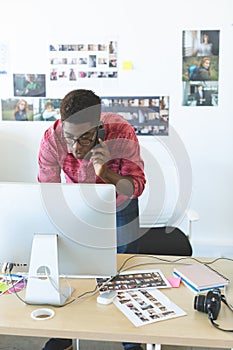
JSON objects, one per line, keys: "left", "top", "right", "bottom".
{"left": 101, "top": 96, "right": 169, "bottom": 136}
{"left": 13, "top": 74, "right": 46, "bottom": 97}
{"left": 48, "top": 40, "right": 118, "bottom": 82}
{"left": 1, "top": 98, "right": 61, "bottom": 122}
{"left": 182, "top": 30, "right": 220, "bottom": 106}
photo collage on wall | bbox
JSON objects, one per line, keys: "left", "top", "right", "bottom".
{"left": 1, "top": 73, "right": 48, "bottom": 121}
{"left": 1, "top": 98, "right": 61, "bottom": 122}
{"left": 182, "top": 30, "right": 220, "bottom": 107}
{"left": 1, "top": 95, "right": 169, "bottom": 136}
{"left": 0, "top": 40, "right": 118, "bottom": 122}
{"left": 101, "top": 96, "right": 169, "bottom": 135}
{"left": 49, "top": 41, "right": 118, "bottom": 81}
{"left": 0, "top": 39, "right": 169, "bottom": 135}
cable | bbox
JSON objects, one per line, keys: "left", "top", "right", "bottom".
{"left": 7, "top": 269, "right": 118, "bottom": 308}
{"left": 117, "top": 255, "right": 233, "bottom": 282}
{"left": 117, "top": 254, "right": 190, "bottom": 273}
{"left": 5, "top": 255, "right": 233, "bottom": 308}
{"left": 221, "top": 294, "right": 233, "bottom": 311}
{"left": 43, "top": 267, "right": 73, "bottom": 301}
{"left": 208, "top": 313, "right": 233, "bottom": 332}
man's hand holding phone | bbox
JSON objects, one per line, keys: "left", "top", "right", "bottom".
{"left": 90, "top": 138, "right": 110, "bottom": 178}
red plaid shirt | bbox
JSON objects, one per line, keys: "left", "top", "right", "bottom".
{"left": 38, "top": 113, "right": 146, "bottom": 206}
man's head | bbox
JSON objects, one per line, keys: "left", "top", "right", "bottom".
{"left": 60, "top": 89, "right": 102, "bottom": 159}
{"left": 60, "top": 89, "right": 101, "bottom": 125}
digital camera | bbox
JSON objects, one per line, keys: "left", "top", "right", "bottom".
{"left": 194, "top": 288, "right": 221, "bottom": 320}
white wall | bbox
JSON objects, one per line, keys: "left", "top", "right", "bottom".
{"left": 0, "top": 0, "right": 233, "bottom": 257}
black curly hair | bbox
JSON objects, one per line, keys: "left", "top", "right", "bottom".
{"left": 60, "top": 89, "right": 101, "bottom": 125}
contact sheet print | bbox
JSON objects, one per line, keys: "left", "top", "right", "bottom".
{"left": 113, "top": 289, "right": 186, "bottom": 327}
{"left": 48, "top": 41, "right": 118, "bottom": 81}
{"left": 97, "top": 270, "right": 171, "bottom": 292}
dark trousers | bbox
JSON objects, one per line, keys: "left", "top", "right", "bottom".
{"left": 42, "top": 199, "right": 142, "bottom": 350}
{"left": 117, "top": 198, "right": 140, "bottom": 253}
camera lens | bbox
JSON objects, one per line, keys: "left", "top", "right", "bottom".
{"left": 194, "top": 294, "right": 206, "bottom": 312}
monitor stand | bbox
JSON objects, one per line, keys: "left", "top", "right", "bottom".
{"left": 25, "top": 234, "right": 73, "bottom": 306}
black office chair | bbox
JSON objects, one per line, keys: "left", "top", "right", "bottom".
{"left": 136, "top": 208, "right": 199, "bottom": 256}
{"left": 136, "top": 212, "right": 198, "bottom": 350}
{"left": 133, "top": 226, "right": 193, "bottom": 350}
{"left": 136, "top": 226, "right": 193, "bottom": 256}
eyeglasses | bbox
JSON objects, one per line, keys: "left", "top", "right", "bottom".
{"left": 62, "top": 128, "right": 98, "bottom": 147}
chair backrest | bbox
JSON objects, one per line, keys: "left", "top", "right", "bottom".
{"left": 137, "top": 227, "right": 193, "bottom": 256}
{"left": 137, "top": 137, "right": 194, "bottom": 256}
{"left": 138, "top": 138, "right": 179, "bottom": 227}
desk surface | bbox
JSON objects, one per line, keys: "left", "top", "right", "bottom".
{"left": 0, "top": 255, "right": 232, "bottom": 348}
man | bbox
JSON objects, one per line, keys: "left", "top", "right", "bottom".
{"left": 195, "top": 84, "right": 205, "bottom": 106}
{"left": 195, "top": 84, "right": 212, "bottom": 106}
{"left": 38, "top": 89, "right": 146, "bottom": 350}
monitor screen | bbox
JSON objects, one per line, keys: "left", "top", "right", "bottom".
{"left": 0, "top": 182, "right": 117, "bottom": 278}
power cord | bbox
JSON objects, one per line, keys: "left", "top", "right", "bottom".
{"left": 117, "top": 255, "right": 232, "bottom": 282}
{"left": 3, "top": 256, "right": 233, "bottom": 309}
{"left": 5, "top": 265, "right": 118, "bottom": 308}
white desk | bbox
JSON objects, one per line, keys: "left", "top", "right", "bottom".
{"left": 0, "top": 255, "right": 232, "bottom": 349}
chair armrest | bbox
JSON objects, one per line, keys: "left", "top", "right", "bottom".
{"left": 186, "top": 209, "right": 199, "bottom": 222}
{"left": 185, "top": 209, "right": 199, "bottom": 240}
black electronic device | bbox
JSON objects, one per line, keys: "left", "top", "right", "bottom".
{"left": 194, "top": 288, "right": 233, "bottom": 332}
{"left": 85, "top": 126, "right": 105, "bottom": 161}
{"left": 194, "top": 288, "right": 221, "bottom": 320}
{"left": 95, "top": 126, "right": 105, "bottom": 144}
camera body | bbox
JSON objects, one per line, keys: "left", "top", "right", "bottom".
{"left": 194, "top": 288, "right": 221, "bottom": 320}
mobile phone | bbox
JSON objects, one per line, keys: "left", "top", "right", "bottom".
{"left": 85, "top": 127, "right": 105, "bottom": 161}
{"left": 96, "top": 127, "right": 105, "bottom": 144}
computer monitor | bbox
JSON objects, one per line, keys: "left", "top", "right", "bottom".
{"left": 0, "top": 182, "right": 117, "bottom": 305}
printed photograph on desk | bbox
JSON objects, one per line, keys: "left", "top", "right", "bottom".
{"left": 97, "top": 269, "right": 171, "bottom": 292}
{"left": 101, "top": 96, "right": 169, "bottom": 135}
{"left": 114, "top": 289, "right": 186, "bottom": 327}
